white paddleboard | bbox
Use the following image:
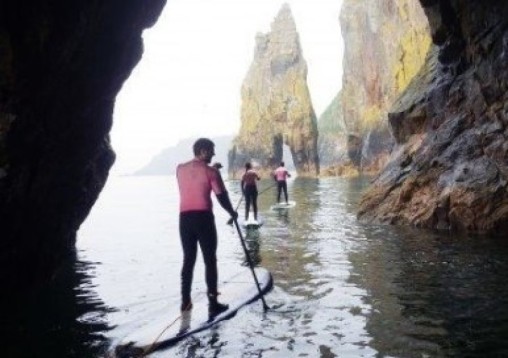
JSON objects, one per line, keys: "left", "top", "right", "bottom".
{"left": 240, "top": 215, "right": 264, "bottom": 229}
{"left": 112, "top": 267, "right": 272, "bottom": 357}
{"left": 270, "top": 200, "right": 296, "bottom": 211}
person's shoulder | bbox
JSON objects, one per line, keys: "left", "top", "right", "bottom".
{"left": 177, "top": 159, "right": 194, "bottom": 169}
{"left": 206, "top": 164, "right": 220, "bottom": 176}
{"left": 176, "top": 161, "right": 186, "bottom": 171}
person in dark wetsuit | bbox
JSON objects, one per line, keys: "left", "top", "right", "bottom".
{"left": 273, "top": 161, "right": 291, "bottom": 204}
{"left": 241, "top": 162, "right": 261, "bottom": 221}
{"left": 176, "top": 138, "right": 238, "bottom": 317}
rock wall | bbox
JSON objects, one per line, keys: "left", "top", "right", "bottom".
{"left": 229, "top": 4, "right": 319, "bottom": 178}
{"left": 322, "top": 0, "right": 430, "bottom": 173}
{"left": 0, "top": 0, "right": 166, "bottom": 291}
{"left": 318, "top": 93, "right": 345, "bottom": 167}
{"left": 358, "top": 1, "right": 508, "bottom": 234}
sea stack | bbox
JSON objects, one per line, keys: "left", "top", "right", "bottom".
{"left": 229, "top": 3, "right": 319, "bottom": 178}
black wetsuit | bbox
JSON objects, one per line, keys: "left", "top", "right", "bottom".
{"left": 244, "top": 185, "right": 258, "bottom": 220}
{"left": 179, "top": 211, "right": 218, "bottom": 305}
{"left": 277, "top": 181, "right": 288, "bottom": 203}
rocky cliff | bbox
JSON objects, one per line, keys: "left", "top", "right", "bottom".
{"left": 358, "top": 1, "right": 508, "bottom": 234}
{"left": 317, "top": 93, "right": 361, "bottom": 176}
{"left": 318, "top": 93, "right": 345, "bottom": 167}
{"left": 320, "top": 0, "right": 430, "bottom": 173}
{"left": 0, "top": 0, "right": 166, "bottom": 292}
{"left": 229, "top": 4, "right": 319, "bottom": 178}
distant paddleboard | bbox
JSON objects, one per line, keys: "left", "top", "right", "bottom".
{"left": 112, "top": 267, "right": 273, "bottom": 357}
{"left": 241, "top": 216, "right": 264, "bottom": 229}
{"left": 270, "top": 201, "right": 296, "bottom": 211}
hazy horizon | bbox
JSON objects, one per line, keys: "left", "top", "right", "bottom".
{"left": 111, "top": 0, "right": 344, "bottom": 174}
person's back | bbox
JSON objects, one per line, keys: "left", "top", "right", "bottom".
{"left": 242, "top": 169, "right": 259, "bottom": 187}
{"left": 177, "top": 159, "right": 223, "bottom": 213}
{"left": 274, "top": 166, "right": 289, "bottom": 182}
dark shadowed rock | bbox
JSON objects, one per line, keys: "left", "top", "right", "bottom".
{"left": 0, "top": 0, "right": 166, "bottom": 292}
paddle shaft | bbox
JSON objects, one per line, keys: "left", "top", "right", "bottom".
{"left": 234, "top": 195, "right": 244, "bottom": 212}
{"left": 258, "top": 182, "right": 277, "bottom": 196}
{"left": 232, "top": 218, "right": 270, "bottom": 311}
{"left": 226, "top": 195, "right": 244, "bottom": 225}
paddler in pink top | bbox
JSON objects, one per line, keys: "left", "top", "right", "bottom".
{"left": 241, "top": 162, "right": 261, "bottom": 221}
{"left": 273, "top": 161, "right": 291, "bottom": 204}
{"left": 176, "top": 138, "right": 238, "bottom": 318}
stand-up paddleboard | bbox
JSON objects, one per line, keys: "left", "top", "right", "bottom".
{"left": 112, "top": 267, "right": 272, "bottom": 358}
{"left": 270, "top": 200, "right": 296, "bottom": 211}
{"left": 241, "top": 215, "right": 264, "bottom": 229}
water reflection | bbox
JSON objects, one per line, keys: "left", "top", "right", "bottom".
{"left": 274, "top": 207, "right": 290, "bottom": 224}
{"left": 351, "top": 222, "right": 508, "bottom": 357}
{"left": 70, "top": 175, "right": 508, "bottom": 357}
{"left": 2, "top": 254, "right": 112, "bottom": 357}
{"left": 243, "top": 228, "right": 262, "bottom": 266}
{"left": 261, "top": 178, "right": 321, "bottom": 297}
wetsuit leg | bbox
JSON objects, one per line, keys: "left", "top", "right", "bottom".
{"left": 282, "top": 181, "right": 288, "bottom": 202}
{"left": 179, "top": 213, "right": 199, "bottom": 305}
{"left": 252, "top": 189, "right": 258, "bottom": 220}
{"left": 244, "top": 191, "right": 252, "bottom": 220}
{"left": 277, "top": 181, "right": 283, "bottom": 203}
{"left": 195, "top": 212, "right": 219, "bottom": 295}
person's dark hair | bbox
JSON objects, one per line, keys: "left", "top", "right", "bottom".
{"left": 280, "top": 161, "right": 285, "bottom": 166}
{"left": 245, "top": 162, "right": 252, "bottom": 170}
{"left": 193, "top": 138, "right": 214, "bottom": 156}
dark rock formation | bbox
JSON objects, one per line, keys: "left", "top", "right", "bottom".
{"left": 229, "top": 4, "right": 319, "bottom": 178}
{"left": 0, "top": 0, "right": 166, "bottom": 292}
{"left": 359, "top": 1, "right": 508, "bottom": 234}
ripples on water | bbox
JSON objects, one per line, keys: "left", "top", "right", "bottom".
{"left": 6, "top": 176, "right": 508, "bottom": 357}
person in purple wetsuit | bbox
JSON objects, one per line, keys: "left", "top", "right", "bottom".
{"left": 176, "top": 138, "right": 238, "bottom": 317}
{"left": 273, "top": 161, "right": 291, "bottom": 204}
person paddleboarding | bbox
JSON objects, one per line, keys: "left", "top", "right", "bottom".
{"left": 273, "top": 161, "right": 291, "bottom": 204}
{"left": 241, "top": 162, "right": 261, "bottom": 222}
{"left": 176, "top": 138, "right": 238, "bottom": 318}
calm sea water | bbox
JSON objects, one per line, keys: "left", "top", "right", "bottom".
{"left": 6, "top": 175, "right": 508, "bottom": 357}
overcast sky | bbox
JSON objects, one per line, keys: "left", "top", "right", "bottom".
{"left": 111, "top": 0, "right": 344, "bottom": 174}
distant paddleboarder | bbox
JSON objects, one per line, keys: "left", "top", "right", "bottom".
{"left": 176, "top": 138, "right": 238, "bottom": 318}
{"left": 241, "top": 162, "right": 261, "bottom": 222}
{"left": 273, "top": 161, "right": 291, "bottom": 204}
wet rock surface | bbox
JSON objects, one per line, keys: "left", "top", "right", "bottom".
{"left": 359, "top": 1, "right": 508, "bottom": 234}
